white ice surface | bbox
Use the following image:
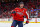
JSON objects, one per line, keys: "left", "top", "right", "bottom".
{"left": 0, "top": 23, "right": 40, "bottom": 27}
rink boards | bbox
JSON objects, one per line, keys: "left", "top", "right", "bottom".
{"left": 0, "top": 18, "right": 40, "bottom": 23}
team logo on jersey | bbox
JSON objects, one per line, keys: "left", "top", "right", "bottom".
{"left": 17, "top": 12, "right": 23, "bottom": 16}
{"left": 17, "top": 10, "right": 18, "bottom": 11}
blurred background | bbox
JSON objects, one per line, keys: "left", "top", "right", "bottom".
{"left": 0, "top": 0, "right": 40, "bottom": 18}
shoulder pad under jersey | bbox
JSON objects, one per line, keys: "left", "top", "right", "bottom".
{"left": 23, "top": 8, "right": 27, "bottom": 11}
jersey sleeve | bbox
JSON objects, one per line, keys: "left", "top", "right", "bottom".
{"left": 25, "top": 11, "right": 29, "bottom": 23}
{"left": 11, "top": 9, "right": 16, "bottom": 17}
{"left": 24, "top": 9, "right": 29, "bottom": 19}
{"left": 26, "top": 11, "right": 29, "bottom": 19}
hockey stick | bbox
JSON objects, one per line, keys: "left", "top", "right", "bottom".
{"left": 23, "top": 23, "right": 28, "bottom": 26}
{"left": 23, "top": 18, "right": 32, "bottom": 26}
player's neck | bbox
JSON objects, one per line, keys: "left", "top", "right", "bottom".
{"left": 19, "top": 7, "right": 23, "bottom": 9}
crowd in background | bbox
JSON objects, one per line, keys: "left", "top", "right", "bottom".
{"left": 0, "top": 0, "right": 40, "bottom": 18}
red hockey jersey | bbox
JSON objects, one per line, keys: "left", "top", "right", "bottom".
{"left": 11, "top": 8, "right": 28, "bottom": 21}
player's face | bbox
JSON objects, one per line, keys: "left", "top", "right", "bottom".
{"left": 20, "top": 4, "right": 24, "bottom": 8}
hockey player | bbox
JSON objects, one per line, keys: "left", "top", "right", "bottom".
{"left": 11, "top": 2, "right": 29, "bottom": 27}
